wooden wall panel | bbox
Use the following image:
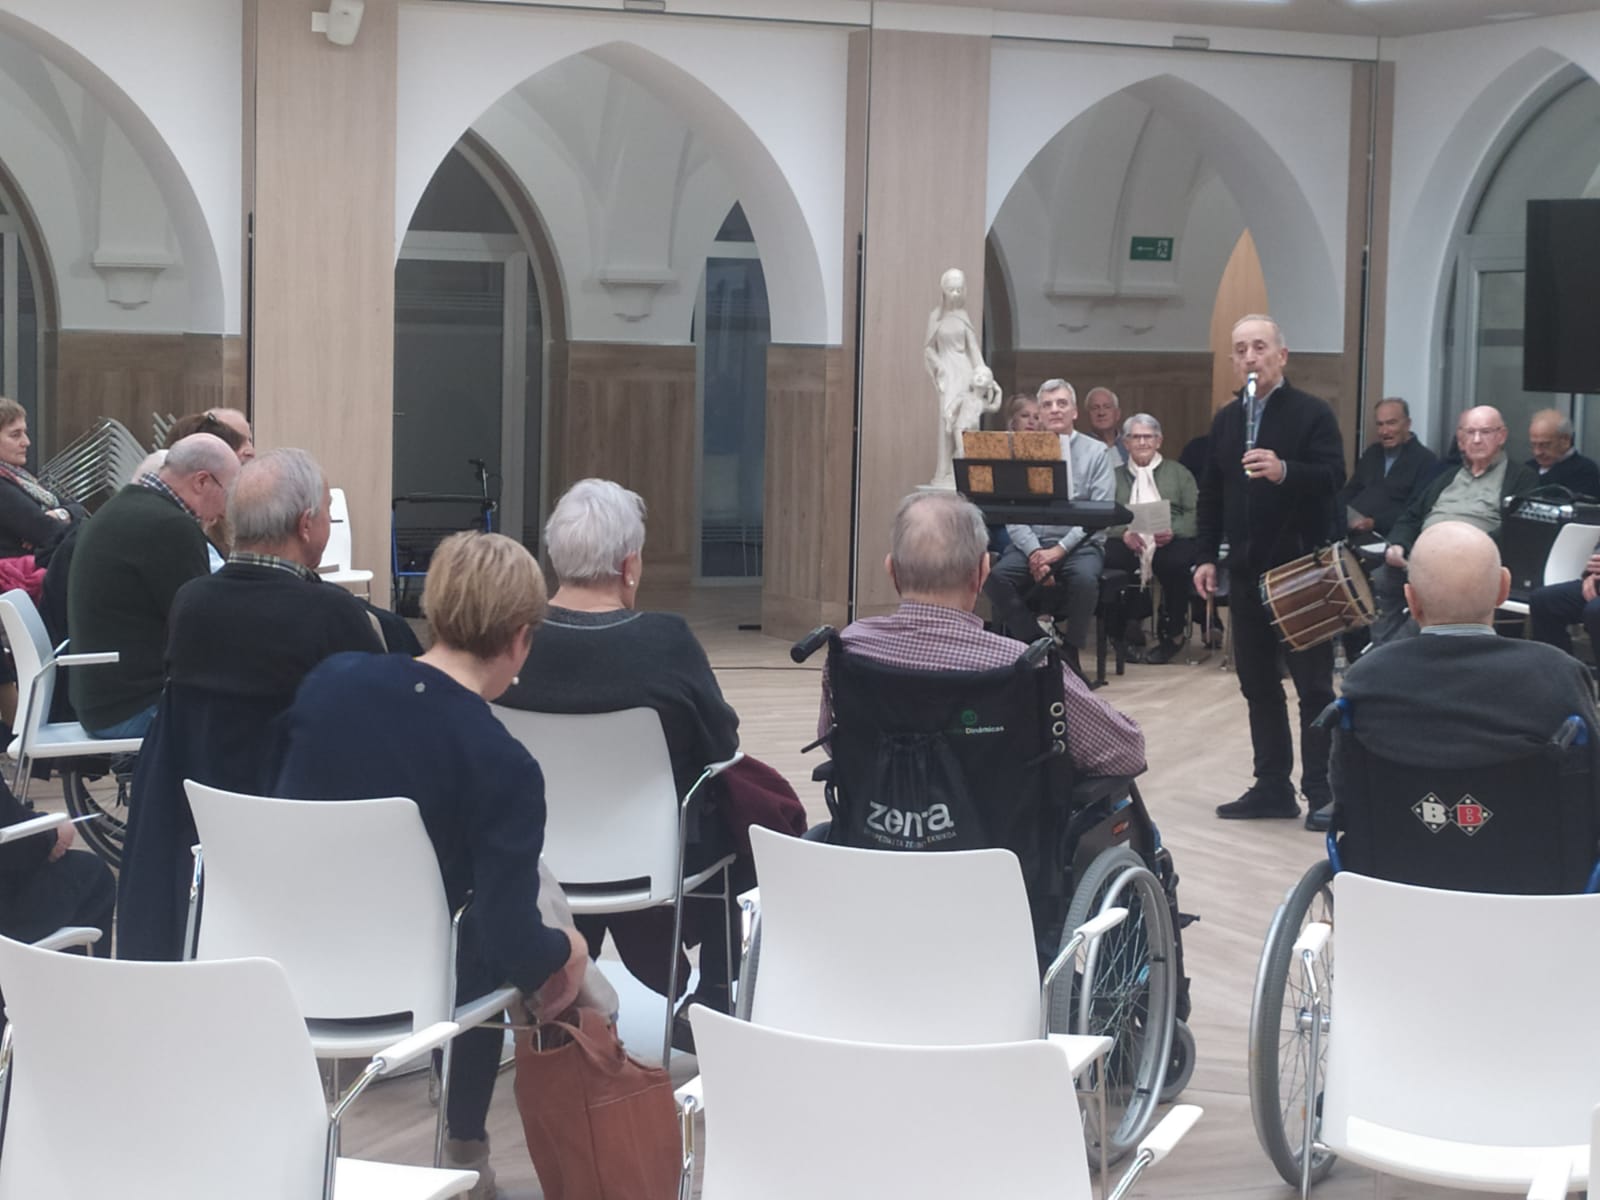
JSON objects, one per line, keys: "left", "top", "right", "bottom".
{"left": 1208, "top": 231, "right": 1269, "bottom": 414}
{"left": 50, "top": 333, "right": 246, "bottom": 454}
{"left": 855, "top": 30, "right": 990, "bottom": 618}
{"left": 551, "top": 342, "right": 697, "bottom": 584}
{"left": 762, "top": 344, "right": 851, "bottom": 640}
{"left": 249, "top": 0, "right": 398, "bottom": 604}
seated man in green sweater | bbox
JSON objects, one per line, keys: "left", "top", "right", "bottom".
{"left": 66, "top": 432, "right": 240, "bottom": 738}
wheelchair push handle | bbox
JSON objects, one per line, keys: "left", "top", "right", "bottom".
{"left": 791, "top": 626, "right": 836, "bottom": 663}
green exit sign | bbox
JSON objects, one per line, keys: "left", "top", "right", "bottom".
{"left": 1130, "top": 237, "right": 1174, "bottom": 262}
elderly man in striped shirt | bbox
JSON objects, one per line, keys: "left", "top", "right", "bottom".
{"left": 822, "top": 490, "right": 1145, "bottom": 777}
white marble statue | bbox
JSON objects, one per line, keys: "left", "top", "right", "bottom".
{"left": 924, "top": 267, "right": 997, "bottom": 487}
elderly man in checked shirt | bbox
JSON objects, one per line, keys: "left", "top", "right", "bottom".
{"left": 820, "top": 490, "right": 1145, "bottom": 777}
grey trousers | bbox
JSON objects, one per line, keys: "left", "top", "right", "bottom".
{"left": 985, "top": 540, "right": 1104, "bottom": 649}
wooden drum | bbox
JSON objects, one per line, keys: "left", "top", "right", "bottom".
{"left": 1259, "top": 543, "right": 1376, "bottom": 651}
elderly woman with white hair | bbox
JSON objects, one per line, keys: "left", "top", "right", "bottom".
{"left": 1104, "top": 413, "right": 1199, "bottom": 664}
{"left": 499, "top": 477, "right": 747, "bottom": 1052}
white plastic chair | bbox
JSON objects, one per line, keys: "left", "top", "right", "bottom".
{"left": 0, "top": 936, "right": 476, "bottom": 1200}
{"left": 318, "top": 487, "right": 375, "bottom": 597}
{"left": 1526, "top": 1103, "right": 1600, "bottom": 1198}
{"left": 1499, "top": 521, "right": 1600, "bottom": 617}
{"left": 0, "top": 811, "right": 102, "bottom": 953}
{"left": 491, "top": 705, "right": 742, "bottom": 1065}
{"left": 183, "top": 784, "right": 518, "bottom": 1166}
{"left": 0, "top": 588, "right": 140, "bottom": 803}
{"left": 1294, "top": 873, "right": 1600, "bottom": 1197}
{"left": 684, "top": 1006, "right": 1200, "bottom": 1200}
{"left": 727, "top": 827, "right": 1121, "bottom": 1190}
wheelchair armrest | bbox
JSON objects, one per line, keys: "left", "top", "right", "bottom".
{"left": 1070, "top": 775, "right": 1135, "bottom": 810}
{"left": 811, "top": 760, "right": 833, "bottom": 785}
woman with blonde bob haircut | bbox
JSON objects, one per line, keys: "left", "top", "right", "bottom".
{"left": 276, "top": 531, "right": 586, "bottom": 1196}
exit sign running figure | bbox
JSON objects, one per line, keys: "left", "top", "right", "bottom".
{"left": 1130, "top": 237, "right": 1174, "bottom": 261}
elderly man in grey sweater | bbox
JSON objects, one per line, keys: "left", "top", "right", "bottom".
{"left": 982, "top": 379, "right": 1115, "bottom": 673}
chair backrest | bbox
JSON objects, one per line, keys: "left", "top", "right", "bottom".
{"left": 319, "top": 486, "right": 354, "bottom": 572}
{"left": 747, "top": 826, "right": 1041, "bottom": 1043}
{"left": 1322, "top": 873, "right": 1600, "bottom": 1154}
{"left": 186, "top": 783, "right": 454, "bottom": 1023}
{"left": 0, "top": 589, "right": 59, "bottom": 749}
{"left": 691, "top": 1007, "right": 1089, "bottom": 1200}
{"left": 1545, "top": 522, "right": 1600, "bottom": 586}
{"left": 0, "top": 936, "right": 327, "bottom": 1198}
{"left": 491, "top": 706, "right": 684, "bottom": 899}
{"left": 1333, "top": 727, "right": 1596, "bottom": 893}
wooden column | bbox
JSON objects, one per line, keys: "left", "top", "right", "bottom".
{"left": 854, "top": 30, "right": 991, "bottom": 618}
{"left": 247, "top": 0, "right": 397, "bottom": 602}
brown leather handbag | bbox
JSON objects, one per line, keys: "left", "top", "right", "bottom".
{"left": 513, "top": 1006, "right": 681, "bottom": 1200}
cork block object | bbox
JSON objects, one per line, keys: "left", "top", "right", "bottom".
{"left": 962, "top": 431, "right": 1011, "bottom": 460}
{"left": 1027, "top": 467, "right": 1055, "bottom": 495}
{"left": 967, "top": 465, "right": 995, "bottom": 493}
{"left": 1013, "top": 432, "right": 1061, "bottom": 461}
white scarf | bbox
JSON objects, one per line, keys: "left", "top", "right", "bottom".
{"left": 1128, "top": 453, "right": 1163, "bottom": 586}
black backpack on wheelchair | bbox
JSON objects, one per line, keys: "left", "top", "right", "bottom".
{"left": 1328, "top": 702, "right": 1599, "bottom": 895}
{"left": 796, "top": 628, "right": 1190, "bottom": 999}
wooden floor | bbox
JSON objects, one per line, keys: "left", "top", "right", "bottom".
{"left": 338, "top": 585, "right": 1514, "bottom": 1199}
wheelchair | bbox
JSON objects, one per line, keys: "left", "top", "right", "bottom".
{"left": 786, "top": 626, "right": 1195, "bottom": 1164}
{"left": 1248, "top": 699, "right": 1598, "bottom": 1189}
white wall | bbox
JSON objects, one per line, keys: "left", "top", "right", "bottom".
{"left": 991, "top": 90, "right": 1246, "bottom": 351}
{"left": 467, "top": 55, "right": 741, "bottom": 344}
{"left": 398, "top": 2, "right": 847, "bottom": 346}
{"left": 1383, "top": 11, "right": 1600, "bottom": 439}
{"left": 989, "top": 39, "right": 1352, "bottom": 354}
{"left": 0, "top": 0, "right": 239, "bottom": 334}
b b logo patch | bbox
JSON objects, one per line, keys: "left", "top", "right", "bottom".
{"left": 1412, "top": 792, "right": 1493, "bottom": 836}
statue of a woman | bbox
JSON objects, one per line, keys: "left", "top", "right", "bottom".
{"left": 924, "top": 267, "right": 994, "bottom": 487}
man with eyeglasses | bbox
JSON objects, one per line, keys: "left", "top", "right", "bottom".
{"left": 1368, "top": 405, "right": 1537, "bottom": 646}
{"left": 1526, "top": 409, "right": 1599, "bottom": 498}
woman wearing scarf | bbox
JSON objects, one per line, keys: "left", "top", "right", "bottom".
{"left": 1104, "top": 413, "right": 1199, "bottom": 664}
{"left": 0, "top": 397, "right": 82, "bottom": 564}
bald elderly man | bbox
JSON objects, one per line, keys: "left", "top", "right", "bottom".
{"left": 1326, "top": 521, "right": 1599, "bottom": 830}
{"left": 1367, "top": 405, "right": 1537, "bottom": 645}
{"left": 1526, "top": 408, "right": 1600, "bottom": 498}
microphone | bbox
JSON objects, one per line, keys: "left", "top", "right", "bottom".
{"left": 1243, "top": 372, "right": 1260, "bottom": 478}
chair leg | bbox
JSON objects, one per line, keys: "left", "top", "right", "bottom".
{"left": 721, "top": 864, "right": 734, "bottom": 1016}
{"left": 664, "top": 890, "right": 688, "bottom": 1068}
{"left": 434, "top": 1038, "right": 453, "bottom": 1167}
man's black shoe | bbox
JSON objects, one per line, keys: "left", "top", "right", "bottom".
{"left": 1216, "top": 783, "right": 1300, "bottom": 820}
{"left": 1144, "top": 639, "right": 1183, "bottom": 665}
{"left": 1304, "top": 800, "right": 1335, "bottom": 832}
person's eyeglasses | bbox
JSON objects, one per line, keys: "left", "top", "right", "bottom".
{"left": 1125, "top": 434, "right": 1159, "bottom": 442}
{"left": 1460, "top": 427, "right": 1504, "bottom": 439}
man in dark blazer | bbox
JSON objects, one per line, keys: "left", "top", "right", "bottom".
{"left": 1527, "top": 409, "right": 1600, "bottom": 498}
{"left": 1195, "top": 314, "right": 1346, "bottom": 824}
{"left": 1338, "top": 397, "right": 1436, "bottom": 539}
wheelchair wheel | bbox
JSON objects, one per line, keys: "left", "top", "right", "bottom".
{"left": 1160, "top": 1018, "right": 1195, "bottom": 1103}
{"left": 1053, "top": 844, "right": 1175, "bottom": 1165}
{"left": 1248, "top": 858, "right": 1336, "bottom": 1187}
{"left": 60, "top": 754, "right": 136, "bottom": 869}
